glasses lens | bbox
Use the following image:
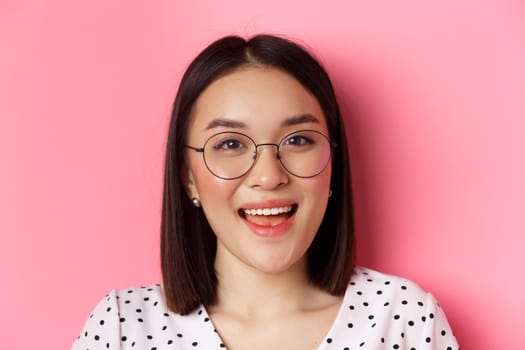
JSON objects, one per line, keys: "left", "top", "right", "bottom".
{"left": 203, "top": 132, "right": 256, "bottom": 179}
{"left": 278, "top": 130, "right": 332, "bottom": 177}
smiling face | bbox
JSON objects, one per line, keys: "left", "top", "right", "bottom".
{"left": 183, "top": 66, "right": 332, "bottom": 275}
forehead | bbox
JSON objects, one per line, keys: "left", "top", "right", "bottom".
{"left": 188, "top": 66, "right": 328, "bottom": 137}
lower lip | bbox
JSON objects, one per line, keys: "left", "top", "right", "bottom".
{"left": 241, "top": 212, "right": 296, "bottom": 238}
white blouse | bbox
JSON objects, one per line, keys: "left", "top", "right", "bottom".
{"left": 72, "top": 266, "right": 459, "bottom": 349}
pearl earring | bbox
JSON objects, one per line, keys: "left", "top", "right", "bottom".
{"left": 191, "top": 197, "right": 201, "bottom": 207}
{"left": 329, "top": 189, "right": 333, "bottom": 198}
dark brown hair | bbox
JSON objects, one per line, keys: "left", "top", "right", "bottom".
{"left": 161, "top": 34, "right": 354, "bottom": 314}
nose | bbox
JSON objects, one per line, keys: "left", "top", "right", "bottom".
{"left": 245, "top": 144, "right": 289, "bottom": 190}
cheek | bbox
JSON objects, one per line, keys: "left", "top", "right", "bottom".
{"left": 314, "top": 167, "right": 332, "bottom": 194}
{"left": 305, "top": 169, "right": 332, "bottom": 215}
{"left": 190, "top": 160, "right": 238, "bottom": 209}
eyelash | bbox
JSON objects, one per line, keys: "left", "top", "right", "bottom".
{"left": 283, "top": 135, "right": 315, "bottom": 146}
{"left": 213, "top": 139, "right": 246, "bottom": 150}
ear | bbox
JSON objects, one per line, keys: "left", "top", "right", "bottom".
{"left": 180, "top": 161, "right": 199, "bottom": 200}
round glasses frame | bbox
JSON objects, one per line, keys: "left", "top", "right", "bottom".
{"left": 184, "top": 129, "right": 337, "bottom": 180}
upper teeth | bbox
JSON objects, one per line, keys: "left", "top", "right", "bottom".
{"left": 243, "top": 206, "right": 293, "bottom": 216}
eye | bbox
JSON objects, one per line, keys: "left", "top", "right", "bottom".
{"left": 211, "top": 135, "right": 248, "bottom": 154}
{"left": 283, "top": 134, "right": 315, "bottom": 146}
{"left": 213, "top": 138, "right": 246, "bottom": 151}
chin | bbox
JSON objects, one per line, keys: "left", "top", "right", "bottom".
{"left": 247, "top": 252, "right": 306, "bottom": 275}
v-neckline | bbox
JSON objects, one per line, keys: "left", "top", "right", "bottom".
{"left": 197, "top": 282, "right": 352, "bottom": 350}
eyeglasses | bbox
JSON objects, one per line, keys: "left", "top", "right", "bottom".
{"left": 185, "top": 130, "right": 336, "bottom": 180}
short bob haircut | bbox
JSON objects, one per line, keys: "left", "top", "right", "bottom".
{"left": 161, "top": 34, "right": 354, "bottom": 315}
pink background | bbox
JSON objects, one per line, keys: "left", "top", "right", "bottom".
{"left": 1, "top": 0, "right": 524, "bottom": 349}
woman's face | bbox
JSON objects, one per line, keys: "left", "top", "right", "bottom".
{"left": 183, "top": 66, "right": 332, "bottom": 274}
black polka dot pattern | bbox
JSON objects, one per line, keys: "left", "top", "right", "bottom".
{"left": 72, "top": 267, "right": 459, "bottom": 349}
{"left": 72, "top": 283, "right": 220, "bottom": 349}
{"left": 320, "top": 267, "right": 459, "bottom": 349}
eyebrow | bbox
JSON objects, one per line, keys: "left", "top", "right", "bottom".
{"left": 204, "top": 113, "right": 319, "bottom": 130}
{"left": 205, "top": 118, "right": 247, "bottom": 130}
{"left": 280, "top": 114, "right": 320, "bottom": 127}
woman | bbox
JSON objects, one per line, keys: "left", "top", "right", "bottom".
{"left": 72, "top": 34, "right": 459, "bottom": 349}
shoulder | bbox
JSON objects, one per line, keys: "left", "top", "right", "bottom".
{"left": 92, "top": 283, "right": 169, "bottom": 323}
{"left": 330, "top": 266, "right": 460, "bottom": 349}
{"left": 72, "top": 283, "right": 215, "bottom": 349}
{"left": 347, "top": 265, "right": 441, "bottom": 314}
{"left": 112, "top": 283, "right": 166, "bottom": 308}
{"left": 86, "top": 282, "right": 184, "bottom": 327}
{"left": 349, "top": 265, "right": 430, "bottom": 297}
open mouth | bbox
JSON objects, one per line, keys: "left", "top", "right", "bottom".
{"left": 238, "top": 204, "right": 298, "bottom": 227}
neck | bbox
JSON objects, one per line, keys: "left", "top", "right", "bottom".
{"left": 211, "top": 252, "right": 313, "bottom": 318}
